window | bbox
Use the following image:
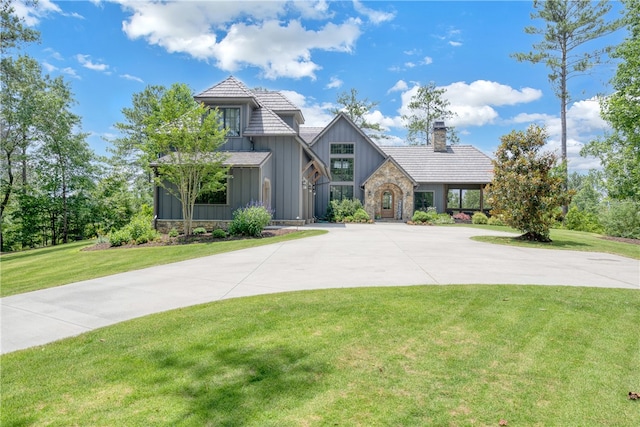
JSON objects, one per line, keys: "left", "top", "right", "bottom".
{"left": 414, "top": 191, "right": 434, "bottom": 211}
{"left": 220, "top": 107, "right": 240, "bottom": 136}
{"left": 330, "top": 185, "right": 353, "bottom": 201}
{"left": 382, "top": 191, "right": 393, "bottom": 209}
{"left": 447, "top": 188, "right": 481, "bottom": 210}
{"left": 196, "top": 180, "right": 228, "bottom": 205}
{"left": 331, "top": 143, "right": 354, "bottom": 154}
{"left": 330, "top": 158, "right": 354, "bottom": 181}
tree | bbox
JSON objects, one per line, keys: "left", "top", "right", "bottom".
{"left": 330, "top": 88, "right": 388, "bottom": 140}
{"left": 145, "top": 83, "right": 228, "bottom": 235}
{"left": 402, "top": 82, "right": 458, "bottom": 146}
{"left": 512, "top": 0, "right": 622, "bottom": 212}
{"left": 582, "top": 0, "right": 640, "bottom": 202}
{"left": 487, "top": 125, "right": 572, "bottom": 242}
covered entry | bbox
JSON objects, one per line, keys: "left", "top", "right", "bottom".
{"left": 362, "top": 158, "right": 416, "bottom": 221}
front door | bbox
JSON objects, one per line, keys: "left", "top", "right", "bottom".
{"left": 381, "top": 191, "right": 394, "bottom": 218}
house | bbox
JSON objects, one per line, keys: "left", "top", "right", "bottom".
{"left": 153, "top": 76, "right": 493, "bottom": 232}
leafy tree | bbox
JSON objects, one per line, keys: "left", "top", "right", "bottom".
{"left": 331, "top": 88, "right": 388, "bottom": 140}
{"left": 568, "top": 170, "right": 604, "bottom": 214}
{"left": 513, "top": 0, "right": 622, "bottom": 211}
{"left": 402, "top": 82, "right": 458, "bottom": 146}
{"left": 582, "top": 0, "right": 640, "bottom": 202}
{"left": 487, "top": 125, "right": 572, "bottom": 242}
{"left": 146, "top": 83, "right": 228, "bottom": 235}
{"left": 0, "top": 0, "right": 39, "bottom": 51}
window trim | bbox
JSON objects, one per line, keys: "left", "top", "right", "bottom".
{"left": 414, "top": 191, "right": 435, "bottom": 211}
{"left": 218, "top": 106, "right": 241, "bottom": 137}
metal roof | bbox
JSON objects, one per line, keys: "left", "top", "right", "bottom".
{"left": 244, "top": 108, "right": 296, "bottom": 136}
{"left": 298, "top": 127, "right": 324, "bottom": 144}
{"left": 380, "top": 145, "right": 494, "bottom": 183}
{"left": 195, "top": 76, "right": 257, "bottom": 101}
{"left": 151, "top": 151, "right": 271, "bottom": 168}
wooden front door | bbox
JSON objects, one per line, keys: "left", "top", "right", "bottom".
{"left": 381, "top": 191, "right": 394, "bottom": 218}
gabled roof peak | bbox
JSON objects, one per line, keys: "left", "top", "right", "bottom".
{"left": 195, "top": 75, "right": 257, "bottom": 101}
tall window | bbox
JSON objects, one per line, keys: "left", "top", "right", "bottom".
{"left": 330, "top": 158, "right": 354, "bottom": 181}
{"left": 414, "top": 191, "right": 434, "bottom": 211}
{"left": 220, "top": 107, "right": 240, "bottom": 136}
{"left": 330, "top": 185, "right": 354, "bottom": 201}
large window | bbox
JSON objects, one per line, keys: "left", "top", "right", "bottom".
{"left": 330, "top": 185, "right": 354, "bottom": 201}
{"left": 196, "top": 179, "right": 228, "bottom": 205}
{"left": 330, "top": 158, "right": 354, "bottom": 181}
{"left": 220, "top": 107, "right": 240, "bottom": 136}
{"left": 447, "top": 188, "right": 481, "bottom": 210}
{"left": 414, "top": 191, "right": 434, "bottom": 211}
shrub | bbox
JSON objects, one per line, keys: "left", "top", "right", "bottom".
{"left": 109, "top": 229, "right": 132, "bottom": 247}
{"left": 352, "top": 208, "right": 370, "bottom": 222}
{"left": 229, "top": 202, "right": 273, "bottom": 237}
{"left": 168, "top": 228, "right": 179, "bottom": 238}
{"left": 108, "top": 208, "right": 158, "bottom": 247}
{"left": 599, "top": 199, "right": 640, "bottom": 239}
{"left": 212, "top": 229, "right": 227, "bottom": 238}
{"left": 488, "top": 216, "right": 505, "bottom": 226}
{"left": 192, "top": 227, "right": 206, "bottom": 235}
{"left": 453, "top": 212, "right": 471, "bottom": 221}
{"left": 434, "top": 213, "right": 454, "bottom": 224}
{"left": 472, "top": 212, "right": 488, "bottom": 224}
{"left": 565, "top": 206, "right": 603, "bottom": 233}
{"left": 330, "top": 198, "right": 363, "bottom": 222}
{"left": 412, "top": 210, "right": 430, "bottom": 224}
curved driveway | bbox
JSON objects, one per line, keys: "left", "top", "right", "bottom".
{"left": 2, "top": 223, "right": 638, "bottom": 354}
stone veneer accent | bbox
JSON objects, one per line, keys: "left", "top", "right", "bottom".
{"left": 155, "top": 219, "right": 307, "bottom": 233}
{"left": 363, "top": 160, "right": 414, "bottom": 221}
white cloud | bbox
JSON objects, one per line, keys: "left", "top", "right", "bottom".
{"left": 61, "top": 67, "right": 80, "bottom": 79}
{"left": 387, "top": 80, "right": 408, "bottom": 94}
{"left": 76, "top": 54, "right": 109, "bottom": 72}
{"left": 118, "top": 1, "right": 363, "bottom": 80}
{"left": 120, "top": 74, "right": 144, "bottom": 83}
{"left": 280, "top": 90, "right": 335, "bottom": 126}
{"left": 42, "top": 61, "right": 57, "bottom": 73}
{"left": 12, "top": 0, "right": 61, "bottom": 26}
{"left": 326, "top": 76, "right": 343, "bottom": 89}
{"left": 443, "top": 81, "right": 542, "bottom": 107}
{"left": 43, "top": 48, "right": 64, "bottom": 61}
{"left": 352, "top": 0, "right": 395, "bottom": 24}
{"left": 423, "top": 56, "right": 433, "bottom": 65}
{"left": 449, "top": 41, "right": 462, "bottom": 47}
{"left": 404, "top": 62, "right": 416, "bottom": 68}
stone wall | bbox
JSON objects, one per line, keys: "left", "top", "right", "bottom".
{"left": 363, "top": 160, "right": 415, "bottom": 221}
{"left": 155, "top": 218, "right": 308, "bottom": 233}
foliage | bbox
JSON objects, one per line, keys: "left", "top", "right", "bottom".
{"left": 599, "top": 199, "right": 640, "bottom": 239}
{"left": 212, "top": 228, "right": 227, "bottom": 238}
{"left": 513, "top": 0, "right": 622, "bottom": 212}
{"left": 487, "top": 125, "right": 572, "bottom": 242}
{"left": 351, "top": 208, "right": 370, "bottom": 222}
{"left": 228, "top": 202, "right": 273, "bottom": 237}
{"left": 568, "top": 170, "right": 604, "bottom": 215}
{"left": 108, "top": 206, "right": 158, "bottom": 247}
{"left": 582, "top": 0, "right": 640, "bottom": 202}
{"left": 192, "top": 227, "right": 206, "bottom": 235}
{"left": 434, "top": 213, "right": 455, "bottom": 224}
{"left": 412, "top": 207, "right": 438, "bottom": 224}
{"left": 137, "top": 83, "right": 229, "bottom": 235}
{"left": 330, "top": 88, "right": 388, "bottom": 140}
{"left": 329, "top": 198, "right": 364, "bottom": 222}
{"left": 565, "top": 206, "right": 603, "bottom": 233}
{"left": 2, "top": 286, "right": 639, "bottom": 426}
{"left": 452, "top": 212, "right": 471, "bottom": 221}
{"left": 487, "top": 216, "right": 506, "bottom": 226}
{"left": 168, "top": 228, "right": 179, "bottom": 238}
{"left": 402, "top": 82, "right": 458, "bottom": 146}
{"left": 472, "top": 212, "right": 488, "bottom": 225}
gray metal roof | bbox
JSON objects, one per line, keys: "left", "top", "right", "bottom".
{"left": 253, "top": 90, "right": 298, "bottom": 112}
{"left": 298, "top": 127, "right": 324, "bottom": 144}
{"left": 195, "top": 76, "right": 257, "bottom": 101}
{"left": 151, "top": 151, "right": 271, "bottom": 168}
{"left": 244, "top": 108, "right": 296, "bottom": 136}
{"left": 380, "top": 145, "right": 494, "bottom": 183}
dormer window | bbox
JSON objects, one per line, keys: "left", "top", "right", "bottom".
{"left": 220, "top": 107, "right": 240, "bottom": 136}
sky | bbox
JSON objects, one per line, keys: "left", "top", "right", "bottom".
{"left": 14, "top": 0, "right": 628, "bottom": 172}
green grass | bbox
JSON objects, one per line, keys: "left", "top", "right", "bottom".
{"left": 467, "top": 225, "right": 640, "bottom": 260}
{"left": 2, "top": 285, "right": 638, "bottom": 426}
{"left": 0, "top": 230, "right": 326, "bottom": 297}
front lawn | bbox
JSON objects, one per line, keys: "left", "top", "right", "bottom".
{"left": 2, "top": 285, "right": 638, "bottom": 426}
{"left": 0, "top": 230, "right": 326, "bottom": 297}
{"left": 467, "top": 225, "right": 639, "bottom": 259}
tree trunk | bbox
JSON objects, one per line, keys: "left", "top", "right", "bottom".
{"left": 560, "top": 45, "right": 569, "bottom": 217}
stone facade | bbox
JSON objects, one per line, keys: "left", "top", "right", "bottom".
{"left": 363, "top": 160, "right": 415, "bottom": 221}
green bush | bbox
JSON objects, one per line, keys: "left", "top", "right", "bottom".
{"left": 434, "top": 213, "right": 454, "bottom": 224}
{"left": 193, "top": 227, "right": 206, "bottom": 235}
{"left": 229, "top": 202, "right": 273, "bottom": 237}
{"left": 168, "top": 228, "right": 179, "bottom": 238}
{"left": 352, "top": 208, "right": 370, "bottom": 222}
{"left": 488, "top": 216, "right": 505, "bottom": 226}
{"left": 472, "top": 212, "right": 488, "bottom": 225}
{"left": 212, "top": 229, "right": 227, "bottom": 238}
{"left": 412, "top": 207, "right": 438, "bottom": 224}
{"left": 108, "top": 208, "right": 158, "bottom": 247}
{"left": 330, "top": 198, "right": 364, "bottom": 222}
{"left": 599, "top": 199, "right": 640, "bottom": 239}
{"left": 565, "top": 206, "right": 603, "bottom": 233}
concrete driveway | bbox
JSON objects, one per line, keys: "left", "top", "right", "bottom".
{"left": 2, "top": 223, "right": 638, "bottom": 354}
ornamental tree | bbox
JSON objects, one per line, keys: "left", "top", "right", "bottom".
{"left": 487, "top": 125, "right": 572, "bottom": 242}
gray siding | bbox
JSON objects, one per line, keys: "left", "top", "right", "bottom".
{"left": 311, "top": 116, "right": 386, "bottom": 217}
{"left": 252, "top": 135, "right": 303, "bottom": 220}
{"left": 415, "top": 183, "right": 447, "bottom": 213}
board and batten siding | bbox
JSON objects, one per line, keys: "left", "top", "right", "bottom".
{"left": 311, "top": 116, "right": 386, "bottom": 217}
{"left": 252, "top": 135, "right": 302, "bottom": 220}
{"left": 157, "top": 166, "right": 262, "bottom": 221}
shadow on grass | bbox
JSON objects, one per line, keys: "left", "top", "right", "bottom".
{"left": 473, "top": 235, "right": 590, "bottom": 250}
{"left": 0, "top": 240, "right": 91, "bottom": 261}
{"left": 148, "top": 343, "right": 332, "bottom": 425}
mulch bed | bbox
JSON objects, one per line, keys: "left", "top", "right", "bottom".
{"left": 600, "top": 235, "right": 640, "bottom": 245}
{"left": 82, "top": 228, "right": 297, "bottom": 251}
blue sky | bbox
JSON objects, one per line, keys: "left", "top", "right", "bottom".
{"left": 16, "top": 0, "right": 627, "bottom": 172}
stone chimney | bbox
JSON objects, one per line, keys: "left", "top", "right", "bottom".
{"left": 433, "top": 121, "right": 447, "bottom": 152}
